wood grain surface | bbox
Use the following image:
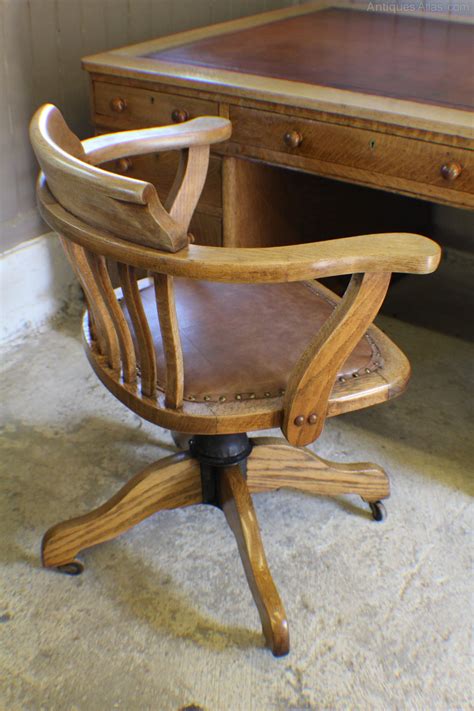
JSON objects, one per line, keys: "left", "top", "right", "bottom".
{"left": 42, "top": 453, "right": 202, "bottom": 569}
{"left": 247, "top": 437, "right": 390, "bottom": 502}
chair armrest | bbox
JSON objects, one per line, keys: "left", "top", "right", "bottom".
{"left": 146, "top": 233, "right": 441, "bottom": 282}
{"left": 82, "top": 117, "right": 232, "bottom": 165}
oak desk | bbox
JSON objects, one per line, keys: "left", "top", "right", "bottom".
{"left": 83, "top": 2, "right": 473, "bottom": 248}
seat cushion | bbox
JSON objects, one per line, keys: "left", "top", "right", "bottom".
{"left": 122, "top": 279, "right": 382, "bottom": 404}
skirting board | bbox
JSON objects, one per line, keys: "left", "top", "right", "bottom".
{"left": 0, "top": 232, "right": 80, "bottom": 344}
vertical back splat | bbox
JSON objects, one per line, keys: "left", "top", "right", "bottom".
{"left": 154, "top": 274, "right": 184, "bottom": 409}
{"left": 86, "top": 254, "right": 137, "bottom": 384}
{"left": 117, "top": 263, "right": 157, "bottom": 398}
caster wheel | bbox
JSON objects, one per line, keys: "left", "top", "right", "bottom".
{"left": 369, "top": 501, "right": 387, "bottom": 522}
{"left": 56, "top": 560, "right": 84, "bottom": 576}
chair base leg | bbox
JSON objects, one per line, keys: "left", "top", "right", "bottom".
{"left": 217, "top": 464, "right": 289, "bottom": 656}
{"left": 247, "top": 436, "right": 390, "bottom": 512}
{"left": 41, "top": 452, "right": 202, "bottom": 570}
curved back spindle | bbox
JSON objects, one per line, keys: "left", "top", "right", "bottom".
{"left": 61, "top": 238, "right": 121, "bottom": 371}
{"left": 117, "top": 264, "right": 157, "bottom": 398}
{"left": 85, "top": 254, "right": 137, "bottom": 384}
{"left": 153, "top": 274, "right": 184, "bottom": 409}
{"left": 165, "top": 145, "right": 210, "bottom": 233}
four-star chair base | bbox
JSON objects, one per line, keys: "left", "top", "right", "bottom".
{"left": 41, "top": 434, "right": 389, "bottom": 657}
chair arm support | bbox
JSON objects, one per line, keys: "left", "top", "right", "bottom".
{"left": 82, "top": 117, "right": 232, "bottom": 165}
{"left": 282, "top": 272, "right": 392, "bottom": 447}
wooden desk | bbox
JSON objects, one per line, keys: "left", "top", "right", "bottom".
{"left": 83, "top": 1, "right": 473, "bottom": 248}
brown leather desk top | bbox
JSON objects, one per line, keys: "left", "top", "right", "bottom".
{"left": 145, "top": 8, "right": 473, "bottom": 112}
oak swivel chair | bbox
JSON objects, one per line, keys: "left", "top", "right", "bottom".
{"left": 31, "top": 104, "right": 440, "bottom": 657}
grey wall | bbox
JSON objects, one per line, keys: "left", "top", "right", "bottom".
{"left": 0, "top": 0, "right": 293, "bottom": 253}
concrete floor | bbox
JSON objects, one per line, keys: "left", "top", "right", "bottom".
{"left": 1, "top": 249, "right": 472, "bottom": 710}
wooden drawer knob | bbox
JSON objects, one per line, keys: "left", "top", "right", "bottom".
{"left": 283, "top": 130, "right": 303, "bottom": 149}
{"left": 110, "top": 97, "right": 127, "bottom": 113}
{"left": 171, "top": 108, "right": 189, "bottom": 123}
{"left": 116, "top": 157, "right": 132, "bottom": 173}
{"left": 440, "top": 161, "right": 462, "bottom": 181}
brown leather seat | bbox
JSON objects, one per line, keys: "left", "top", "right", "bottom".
{"left": 123, "top": 278, "right": 382, "bottom": 405}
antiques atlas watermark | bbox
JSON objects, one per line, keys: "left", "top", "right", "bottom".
{"left": 366, "top": 2, "right": 472, "bottom": 13}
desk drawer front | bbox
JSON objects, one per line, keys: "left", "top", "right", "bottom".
{"left": 230, "top": 106, "right": 473, "bottom": 196}
{"left": 94, "top": 81, "right": 219, "bottom": 128}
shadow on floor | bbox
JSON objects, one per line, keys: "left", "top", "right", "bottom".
{"left": 96, "top": 546, "right": 264, "bottom": 653}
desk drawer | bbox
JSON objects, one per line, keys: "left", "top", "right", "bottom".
{"left": 94, "top": 81, "right": 219, "bottom": 129}
{"left": 230, "top": 106, "right": 473, "bottom": 197}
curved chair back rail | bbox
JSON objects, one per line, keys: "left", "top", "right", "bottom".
{"left": 30, "top": 103, "right": 231, "bottom": 253}
{"left": 31, "top": 104, "right": 441, "bottom": 446}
